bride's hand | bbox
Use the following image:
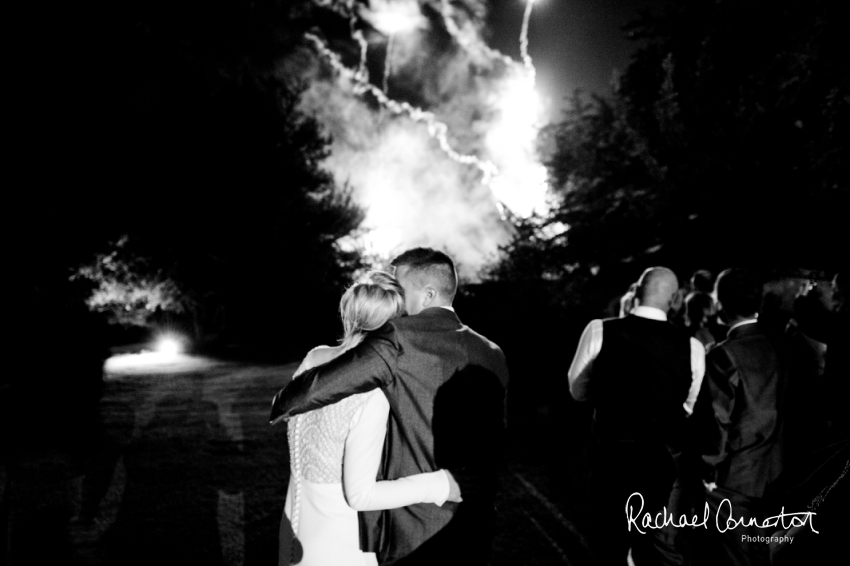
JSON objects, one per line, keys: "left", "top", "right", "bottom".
{"left": 444, "top": 470, "right": 463, "bottom": 503}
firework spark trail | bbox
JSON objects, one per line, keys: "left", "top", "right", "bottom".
{"left": 352, "top": 28, "right": 370, "bottom": 81}
{"left": 383, "top": 33, "right": 394, "bottom": 93}
{"left": 305, "top": 32, "right": 500, "bottom": 183}
{"left": 520, "top": 0, "right": 537, "bottom": 85}
{"left": 341, "top": 1, "right": 369, "bottom": 80}
{"left": 314, "top": 0, "right": 370, "bottom": 80}
{"left": 439, "top": 0, "right": 513, "bottom": 67}
{"left": 327, "top": 1, "right": 539, "bottom": 176}
{"left": 307, "top": 1, "right": 545, "bottom": 222}
{"left": 438, "top": 0, "right": 537, "bottom": 88}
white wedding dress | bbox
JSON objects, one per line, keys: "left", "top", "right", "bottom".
{"left": 284, "top": 345, "right": 449, "bottom": 566}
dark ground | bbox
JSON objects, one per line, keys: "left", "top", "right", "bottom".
{"left": 1, "top": 354, "right": 596, "bottom": 566}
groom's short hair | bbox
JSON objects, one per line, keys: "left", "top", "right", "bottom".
{"left": 391, "top": 248, "right": 458, "bottom": 301}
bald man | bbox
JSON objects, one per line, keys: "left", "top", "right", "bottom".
{"left": 568, "top": 267, "right": 705, "bottom": 566}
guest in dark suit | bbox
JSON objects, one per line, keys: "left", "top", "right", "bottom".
{"left": 694, "top": 269, "right": 793, "bottom": 566}
{"left": 569, "top": 267, "right": 706, "bottom": 566}
{"left": 793, "top": 270, "right": 849, "bottom": 442}
{"left": 764, "top": 440, "right": 849, "bottom": 566}
{"left": 270, "top": 248, "right": 509, "bottom": 566}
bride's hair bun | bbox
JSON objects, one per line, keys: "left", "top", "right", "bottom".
{"left": 339, "top": 271, "right": 404, "bottom": 347}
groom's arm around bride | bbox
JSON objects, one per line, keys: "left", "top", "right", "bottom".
{"left": 270, "top": 248, "right": 509, "bottom": 566}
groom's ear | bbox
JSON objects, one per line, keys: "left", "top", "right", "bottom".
{"left": 424, "top": 286, "right": 438, "bottom": 304}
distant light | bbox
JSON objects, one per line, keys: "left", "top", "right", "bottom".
{"left": 104, "top": 334, "right": 210, "bottom": 375}
{"left": 156, "top": 335, "right": 182, "bottom": 356}
{"left": 104, "top": 351, "right": 214, "bottom": 375}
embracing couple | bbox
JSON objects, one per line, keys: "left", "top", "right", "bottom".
{"left": 270, "top": 248, "right": 509, "bottom": 566}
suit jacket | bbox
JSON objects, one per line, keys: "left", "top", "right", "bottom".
{"left": 793, "top": 301, "right": 850, "bottom": 440}
{"left": 695, "top": 322, "right": 791, "bottom": 498}
{"left": 270, "top": 307, "right": 509, "bottom": 565}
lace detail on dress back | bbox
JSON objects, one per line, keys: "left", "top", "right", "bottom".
{"left": 287, "top": 342, "right": 379, "bottom": 535}
{"left": 288, "top": 390, "right": 376, "bottom": 484}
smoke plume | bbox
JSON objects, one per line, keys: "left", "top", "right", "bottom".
{"left": 283, "top": 0, "right": 546, "bottom": 278}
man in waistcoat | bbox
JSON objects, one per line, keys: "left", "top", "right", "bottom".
{"left": 568, "top": 267, "right": 706, "bottom": 565}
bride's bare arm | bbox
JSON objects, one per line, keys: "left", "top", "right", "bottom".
{"left": 342, "top": 392, "right": 450, "bottom": 511}
{"left": 292, "top": 345, "right": 343, "bottom": 378}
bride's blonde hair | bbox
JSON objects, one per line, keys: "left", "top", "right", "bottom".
{"left": 339, "top": 271, "right": 405, "bottom": 349}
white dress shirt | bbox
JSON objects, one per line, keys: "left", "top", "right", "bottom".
{"left": 567, "top": 306, "right": 706, "bottom": 415}
{"left": 727, "top": 318, "right": 758, "bottom": 333}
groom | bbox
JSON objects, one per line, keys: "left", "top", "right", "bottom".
{"left": 270, "top": 247, "right": 509, "bottom": 565}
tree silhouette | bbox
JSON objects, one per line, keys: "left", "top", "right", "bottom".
{"left": 19, "top": 0, "right": 368, "bottom": 355}
{"left": 495, "top": 0, "right": 848, "bottom": 301}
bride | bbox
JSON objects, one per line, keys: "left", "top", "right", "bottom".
{"left": 282, "top": 271, "right": 451, "bottom": 566}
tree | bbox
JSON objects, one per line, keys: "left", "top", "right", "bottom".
{"left": 72, "top": 236, "right": 190, "bottom": 327}
{"left": 20, "top": 0, "right": 367, "bottom": 355}
{"left": 617, "top": 0, "right": 848, "bottom": 268}
{"left": 495, "top": 0, "right": 848, "bottom": 304}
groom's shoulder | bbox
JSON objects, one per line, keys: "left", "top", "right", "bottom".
{"left": 461, "top": 324, "right": 506, "bottom": 365}
{"left": 463, "top": 323, "right": 502, "bottom": 350}
{"left": 385, "top": 309, "right": 450, "bottom": 332}
{"left": 365, "top": 319, "right": 403, "bottom": 346}
{"left": 379, "top": 316, "right": 424, "bottom": 345}
{"left": 462, "top": 325, "right": 508, "bottom": 385}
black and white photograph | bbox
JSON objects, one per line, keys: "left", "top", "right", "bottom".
{"left": 4, "top": 1, "right": 847, "bottom": 565}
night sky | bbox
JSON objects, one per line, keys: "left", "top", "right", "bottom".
{"left": 488, "top": 0, "right": 673, "bottom": 119}
{"left": 13, "top": 0, "right": 678, "bottom": 276}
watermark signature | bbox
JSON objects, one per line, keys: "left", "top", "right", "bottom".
{"left": 624, "top": 493, "right": 817, "bottom": 535}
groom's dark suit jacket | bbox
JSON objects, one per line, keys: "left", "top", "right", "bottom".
{"left": 270, "top": 307, "right": 509, "bottom": 566}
